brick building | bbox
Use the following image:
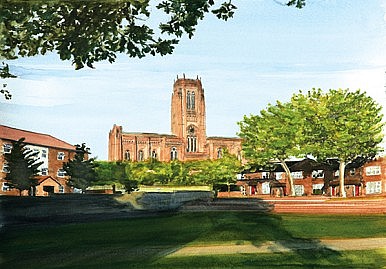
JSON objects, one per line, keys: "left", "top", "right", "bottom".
{"left": 0, "top": 125, "right": 76, "bottom": 196}
{"left": 109, "top": 76, "right": 242, "bottom": 162}
{"left": 236, "top": 157, "right": 386, "bottom": 197}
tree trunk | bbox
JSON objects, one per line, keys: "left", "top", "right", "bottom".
{"left": 339, "top": 161, "right": 346, "bottom": 197}
{"left": 280, "top": 160, "right": 296, "bottom": 196}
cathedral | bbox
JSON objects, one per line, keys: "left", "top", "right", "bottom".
{"left": 108, "top": 75, "right": 242, "bottom": 162}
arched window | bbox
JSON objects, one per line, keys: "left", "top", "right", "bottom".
{"left": 187, "top": 126, "right": 197, "bottom": 152}
{"left": 217, "top": 147, "right": 223, "bottom": 159}
{"left": 125, "top": 150, "right": 130, "bottom": 161}
{"left": 186, "top": 91, "right": 191, "bottom": 109}
{"left": 237, "top": 150, "right": 242, "bottom": 161}
{"left": 138, "top": 150, "right": 144, "bottom": 161}
{"left": 151, "top": 150, "right": 157, "bottom": 159}
{"left": 171, "top": 147, "right": 178, "bottom": 160}
{"left": 191, "top": 91, "right": 195, "bottom": 109}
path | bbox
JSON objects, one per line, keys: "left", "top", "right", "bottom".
{"left": 167, "top": 237, "right": 386, "bottom": 257}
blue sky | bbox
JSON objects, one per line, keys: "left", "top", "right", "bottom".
{"left": 1, "top": 0, "right": 386, "bottom": 160}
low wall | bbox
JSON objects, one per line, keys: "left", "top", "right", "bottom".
{"left": 137, "top": 191, "right": 212, "bottom": 211}
{"left": 0, "top": 191, "right": 212, "bottom": 227}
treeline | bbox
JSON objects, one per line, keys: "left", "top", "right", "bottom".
{"left": 94, "top": 152, "right": 242, "bottom": 192}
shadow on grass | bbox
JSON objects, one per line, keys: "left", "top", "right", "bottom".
{"left": 1, "top": 196, "right": 384, "bottom": 268}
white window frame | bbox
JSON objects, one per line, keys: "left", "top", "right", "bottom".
{"left": 3, "top": 143, "right": 12, "bottom": 154}
{"left": 58, "top": 185, "right": 65, "bottom": 193}
{"left": 261, "top": 172, "right": 269, "bottom": 179}
{"left": 312, "top": 170, "right": 324, "bottom": 179}
{"left": 294, "top": 184, "right": 305, "bottom": 196}
{"left": 41, "top": 149, "right": 47, "bottom": 158}
{"left": 57, "top": 152, "right": 65, "bottom": 160}
{"left": 2, "top": 163, "right": 10, "bottom": 173}
{"left": 41, "top": 167, "right": 49, "bottom": 176}
{"left": 275, "top": 172, "right": 283, "bottom": 180}
{"left": 366, "top": 181, "right": 382, "bottom": 194}
{"left": 365, "top": 166, "right": 381, "bottom": 176}
{"left": 262, "top": 182, "right": 270, "bottom": 194}
{"left": 2, "top": 182, "right": 10, "bottom": 191}
{"left": 57, "top": 169, "right": 66, "bottom": 177}
{"left": 291, "top": 171, "right": 303, "bottom": 179}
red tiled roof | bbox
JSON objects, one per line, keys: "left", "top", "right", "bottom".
{"left": 0, "top": 125, "right": 75, "bottom": 151}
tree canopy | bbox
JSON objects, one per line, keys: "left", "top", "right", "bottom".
{"left": 292, "top": 88, "right": 384, "bottom": 197}
{"left": 63, "top": 143, "right": 97, "bottom": 192}
{"left": 4, "top": 138, "right": 43, "bottom": 195}
{"left": 0, "top": 0, "right": 304, "bottom": 70}
{"left": 238, "top": 101, "right": 304, "bottom": 196}
{"left": 239, "top": 88, "right": 384, "bottom": 196}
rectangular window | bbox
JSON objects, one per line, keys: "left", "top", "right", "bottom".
{"left": 365, "top": 166, "right": 381, "bottom": 176}
{"left": 42, "top": 149, "right": 47, "bottom": 158}
{"left": 312, "top": 170, "right": 324, "bottom": 178}
{"left": 41, "top": 168, "right": 48, "bottom": 176}
{"left": 57, "top": 169, "right": 66, "bottom": 177}
{"left": 2, "top": 182, "right": 10, "bottom": 191}
{"left": 2, "top": 163, "right": 10, "bottom": 173}
{"left": 294, "top": 185, "right": 305, "bottom": 196}
{"left": 312, "top": 183, "right": 324, "bottom": 194}
{"left": 57, "top": 152, "right": 65, "bottom": 160}
{"left": 58, "top": 185, "right": 64, "bottom": 193}
{"left": 261, "top": 172, "right": 269, "bottom": 179}
{"left": 3, "top": 143, "right": 12, "bottom": 154}
{"left": 366, "top": 181, "right": 382, "bottom": 194}
{"left": 291, "top": 171, "right": 303, "bottom": 179}
{"left": 275, "top": 172, "right": 283, "bottom": 180}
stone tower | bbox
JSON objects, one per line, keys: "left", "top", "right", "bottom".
{"left": 171, "top": 76, "right": 207, "bottom": 158}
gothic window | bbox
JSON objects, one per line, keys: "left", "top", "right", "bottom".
{"left": 125, "top": 150, "right": 130, "bottom": 161}
{"left": 151, "top": 150, "right": 157, "bottom": 159}
{"left": 187, "top": 91, "right": 191, "bottom": 109}
{"left": 191, "top": 91, "right": 195, "bottom": 109}
{"left": 217, "top": 147, "right": 223, "bottom": 159}
{"left": 171, "top": 147, "right": 178, "bottom": 160}
{"left": 187, "top": 126, "right": 197, "bottom": 152}
{"left": 237, "top": 150, "right": 242, "bottom": 161}
{"left": 138, "top": 150, "right": 144, "bottom": 161}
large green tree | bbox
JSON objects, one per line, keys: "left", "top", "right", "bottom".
{"left": 4, "top": 138, "right": 43, "bottom": 195}
{"left": 63, "top": 143, "right": 97, "bottom": 192}
{"left": 238, "top": 101, "right": 305, "bottom": 196}
{"left": 292, "top": 88, "right": 384, "bottom": 197}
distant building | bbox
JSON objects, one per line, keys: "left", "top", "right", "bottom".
{"left": 109, "top": 76, "right": 243, "bottom": 162}
{"left": 0, "top": 125, "right": 76, "bottom": 196}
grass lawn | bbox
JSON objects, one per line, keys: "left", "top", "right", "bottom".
{"left": 1, "top": 212, "right": 385, "bottom": 268}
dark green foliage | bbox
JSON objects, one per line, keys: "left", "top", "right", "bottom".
{"left": 94, "top": 154, "right": 241, "bottom": 189}
{"left": 0, "top": 0, "right": 304, "bottom": 70}
{"left": 0, "top": 62, "right": 16, "bottom": 100}
{"left": 63, "top": 143, "right": 97, "bottom": 192}
{"left": 4, "top": 138, "right": 43, "bottom": 195}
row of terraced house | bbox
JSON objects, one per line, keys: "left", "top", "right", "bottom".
{"left": 235, "top": 157, "right": 386, "bottom": 198}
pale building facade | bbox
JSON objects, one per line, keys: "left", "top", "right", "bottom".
{"left": 109, "top": 76, "right": 242, "bottom": 162}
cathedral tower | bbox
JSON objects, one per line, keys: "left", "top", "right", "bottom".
{"left": 171, "top": 76, "right": 207, "bottom": 157}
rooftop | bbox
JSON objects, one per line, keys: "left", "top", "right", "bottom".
{"left": 0, "top": 125, "right": 76, "bottom": 151}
